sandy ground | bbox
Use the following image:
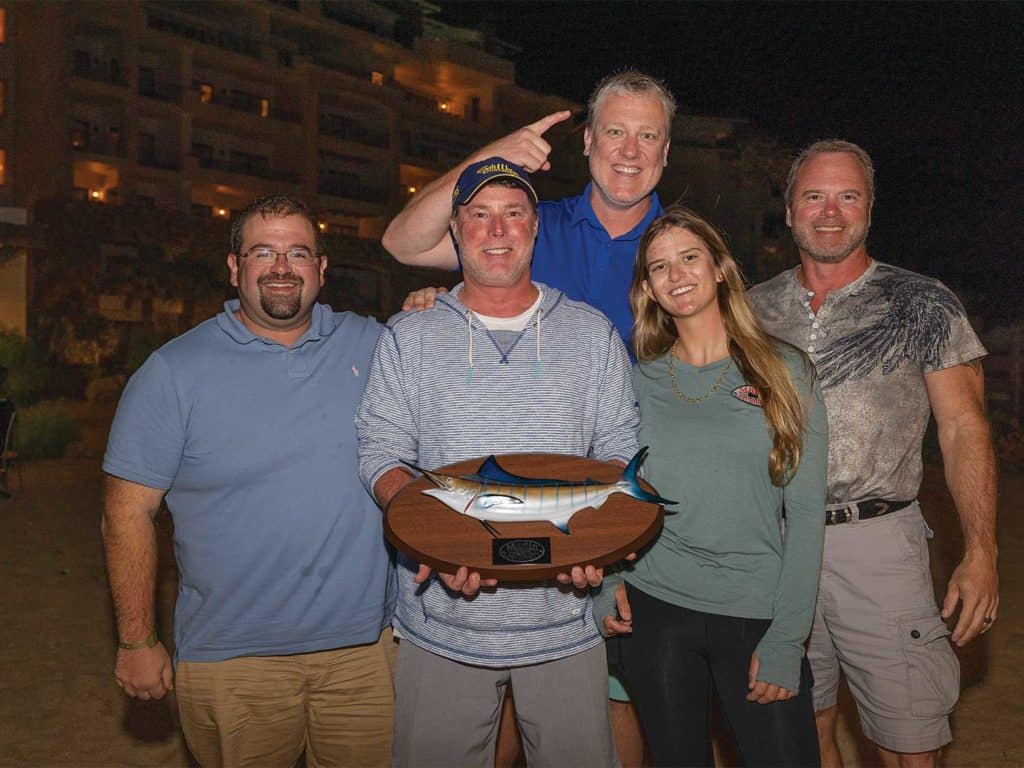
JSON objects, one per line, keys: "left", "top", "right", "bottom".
{"left": 0, "top": 401, "right": 1021, "bottom": 767}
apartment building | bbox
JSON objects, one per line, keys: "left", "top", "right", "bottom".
{"left": 0, "top": 0, "right": 784, "bottom": 365}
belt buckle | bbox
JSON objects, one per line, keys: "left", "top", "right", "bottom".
{"left": 827, "top": 507, "right": 851, "bottom": 525}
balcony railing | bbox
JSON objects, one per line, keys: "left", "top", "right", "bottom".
{"left": 311, "top": 55, "right": 373, "bottom": 82}
{"left": 73, "top": 136, "right": 127, "bottom": 158}
{"left": 194, "top": 155, "right": 301, "bottom": 184}
{"left": 72, "top": 58, "right": 128, "bottom": 87}
{"left": 147, "top": 10, "right": 262, "bottom": 59}
{"left": 318, "top": 115, "right": 388, "bottom": 148}
{"left": 195, "top": 89, "right": 302, "bottom": 124}
{"left": 317, "top": 177, "right": 388, "bottom": 204}
{"left": 138, "top": 80, "right": 182, "bottom": 104}
{"left": 138, "top": 150, "right": 182, "bottom": 172}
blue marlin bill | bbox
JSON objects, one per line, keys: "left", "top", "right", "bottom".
{"left": 407, "top": 447, "right": 675, "bottom": 535}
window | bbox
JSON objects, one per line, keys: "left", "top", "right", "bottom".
{"left": 138, "top": 66, "right": 155, "bottom": 97}
{"left": 138, "top": 132, "right": 156, "bottom": 165}
{"left": 259, "top": 98, "right": 270, "bottom": 118}
{"left": 191, "top": 142, "right": 213, "bottom": 167}
{"left": 71, "top": 120, "right": 90, "bottom": 149}
{"left": 73, "top": 49, "right": 90, "bottom": 76}
{"left": 371, "top": 71, "right": 384, "bottom": 86}
{"left": 0, "top": 149, "right": 6, "bottom": 185}
{"left": 0, "top": 9, "right": 6, "bottom": 45}
{"left": 195, "top": 82, "right": 213, "bottom": 103}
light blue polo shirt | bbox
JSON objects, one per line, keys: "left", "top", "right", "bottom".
{"left": 532, "top": 184, "right": 664, "bottom": 348}
{"left": 104, "top": 301, "right": 391, "bottom": 663}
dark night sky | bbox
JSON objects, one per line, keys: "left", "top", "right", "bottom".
{"left": 438, "top": 2, "right": 1024, "bottom": 323}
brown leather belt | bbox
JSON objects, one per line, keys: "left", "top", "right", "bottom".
{"left": 825, "top": 499, "right": 913, "bottom": 525}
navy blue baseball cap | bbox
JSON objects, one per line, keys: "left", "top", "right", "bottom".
{"left": 451, "top": 157, "right": 538, "bottom": 216}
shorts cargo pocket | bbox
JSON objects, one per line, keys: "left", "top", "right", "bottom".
{"left": 897, "top": 611, "right": 960, "bottom": 717}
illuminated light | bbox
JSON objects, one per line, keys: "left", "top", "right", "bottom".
{"left": 407, "top": 185, "right": 417, "bottom": 194}
{"left": 260, "top": 98, "right": 270, "bottom": 118}
{"left": 437, "top": 98, "right": 450, "bottom": 113}
{"left": 213, "top": 207, "right": 229, "bottom": 218}
{"left": 371, "top": 71, "right": 384, "bottom": 87}
{"left": 90, "top": 189, "right": 103, "bottom": 201}
{"left": 318, "top": 222, "right": 328, "bottom": 232}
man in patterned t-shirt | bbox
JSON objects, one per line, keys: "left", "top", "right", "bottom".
{"left": 748, "top": 140, "right": 998, "bottom": 768}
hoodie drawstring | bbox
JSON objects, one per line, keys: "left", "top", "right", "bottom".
{"left": 466, "top": 309, "right": 474, "bottom": 384}
{"left": 534, "top": 308, "right": 542, "bottom": 379}
{"left": 464, "top": 304, "right": 542, "bottom": 383}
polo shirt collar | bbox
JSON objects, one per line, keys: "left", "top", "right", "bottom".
{"left": 569, "top": 183, "right": 664, "bottom": 241}
{"left": 217, "top": 299, "right": 334, "bottom": 346}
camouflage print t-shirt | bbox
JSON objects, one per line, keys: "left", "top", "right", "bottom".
{"left": 748, "top": 260, "right": 986, "bottom": 504}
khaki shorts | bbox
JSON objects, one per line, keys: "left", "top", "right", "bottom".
{"left": 809, "top": 503, "right": 959, "bottom": 753}
{"left": 176, "top": 628, "right": 396, "bottom": 768}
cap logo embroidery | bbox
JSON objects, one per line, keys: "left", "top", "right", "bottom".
{"left": 476, "top": 162, "right": 517, "bottom": 175}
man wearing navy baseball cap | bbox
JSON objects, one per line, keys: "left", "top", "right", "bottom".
{"left": 450, "top": 157, "right": 539, "bottom": 215}
{"left": 358, "top": 157, "right": 637, "bottom": 767}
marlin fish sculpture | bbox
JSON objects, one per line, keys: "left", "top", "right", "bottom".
{"left": 408, "top": 447, "right": 675, "bottom": 535}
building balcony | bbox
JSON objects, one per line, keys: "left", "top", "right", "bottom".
{"left": 311, "top": 54, "right": 373, "bottom": 82}
{"left": 194, "top": 155, "right": 301, "bottom": 184}
{"left": 72, "top": 58, "right": 128, "bottom": 88}
{"left": 318, "top": 115, "right": 388, "bottom": 148}
{"left": 73, "top": 137, "right": 127, "bottom": 159}
{"left": 138, "top": 80, "right": 182, "bottom": 105}
{"left": 317, "top": 177, "right": 388, "bottom": 205}
{"left": 146, "top": 9, "right": 262, "bottom": 60}
{"left": 138, "top": 150, "right": 182, "bottom": 172}
{"left": 194, "top": 90, "right": 302, "bottom": 125}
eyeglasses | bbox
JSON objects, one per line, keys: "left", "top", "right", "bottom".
{"left": 240, "top": 247, "right": 320, "bottom": 265}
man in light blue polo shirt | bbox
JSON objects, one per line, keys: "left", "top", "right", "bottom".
{"left": 382, "top": 67, "right": 675, "bottom": 766}
{"left": 102, "top": 194, "right": 393, "bottom": 767}
{"left": 382, "top": 68, "right": 675, "bottom": 348}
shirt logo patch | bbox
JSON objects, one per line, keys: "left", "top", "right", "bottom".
{"left": 352, "top": 365, "right": 360, "bottom": 377}
{"left": 732, "top": 385, "right": 763, "bottom": 407}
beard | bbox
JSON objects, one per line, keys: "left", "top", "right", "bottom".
{"left": 258, "top": 274, "right": 304, "bottom": 319}
{"left": 461, "top": 253, "right": 532, "bottom": 289}
{"left": 791, "top": 219, "right": 870, "bottom": 264}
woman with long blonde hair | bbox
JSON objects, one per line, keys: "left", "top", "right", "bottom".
{"left": 598, "top": 206, "right": 828, "bottom": 767}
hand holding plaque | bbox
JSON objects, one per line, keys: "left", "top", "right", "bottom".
{"left": 386, "top": 447, "right": 673, "bottom": 582}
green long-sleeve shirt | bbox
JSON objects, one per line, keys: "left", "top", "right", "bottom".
{"left": 604, "top": 345, "right": 827, "bottom": 693}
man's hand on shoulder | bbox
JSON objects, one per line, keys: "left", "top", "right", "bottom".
{"left": 402, "top": 287, "right": 448, "bottom": 312}
{"left": 115, "top": 641, "right": 173, "bottom": 700}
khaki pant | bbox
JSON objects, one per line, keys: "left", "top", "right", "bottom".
{"left": 809, "top": 504, "right": 958, "bottom": 753}
{"left": 176, "top": 629, "right": 397, "bottom": 768}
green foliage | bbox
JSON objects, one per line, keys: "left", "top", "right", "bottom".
{"left": 16, "top": 400, "right": 82, "bottom": 460}
{"left": 0, "top": 332, "right": 62, "bottom": 405}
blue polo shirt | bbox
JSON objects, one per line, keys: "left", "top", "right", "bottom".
{"left": 104, "top": 301, "right": 391, "bottom": 663}
{"left": 532, "top": 184, "right": 663, "bottom": 348}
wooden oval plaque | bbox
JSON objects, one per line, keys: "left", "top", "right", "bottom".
{"left": 385, "top": 453, "right": 666, "bottom": 581}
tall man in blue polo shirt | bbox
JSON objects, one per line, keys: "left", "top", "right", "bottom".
{"left": 102, "top": 194, "right": 394, "bottom": 767}
{"left": 383, "top": 68, "right": 675, "bottom": 348}
{"left": 382, "top": 67, "right": 675, "bottom": 766}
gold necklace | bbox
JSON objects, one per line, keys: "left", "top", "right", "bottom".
{"left": 667, "top": 340, "right": 734, "bottom": 404}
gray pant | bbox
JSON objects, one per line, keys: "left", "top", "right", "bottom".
{"left": 809, "top": 503, "right": 959, "bottom": 753}
{"left": 391, "top": 639, "right": 617, "bottom": 768}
